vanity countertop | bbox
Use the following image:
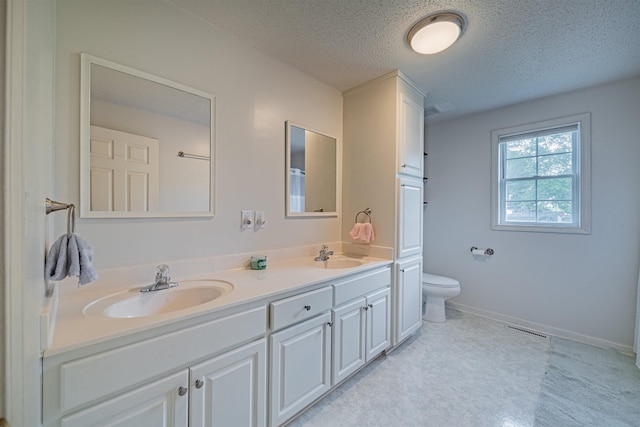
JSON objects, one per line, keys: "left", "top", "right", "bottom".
{"left": 45, "top": 255, "right": 392, "bottom": 358}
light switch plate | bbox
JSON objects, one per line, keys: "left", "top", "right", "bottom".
{"left": 255, "top": 211, "right": 265, "bottom": 229}
{"left": 241, "top": 210, "right": 253, "bottom": 229}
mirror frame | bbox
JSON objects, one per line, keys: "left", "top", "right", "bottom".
{"left": 285, "top": 120, "right": 340, "bottom": 218}
{"left": 79, "top": 53, "right": 216, "bottom": 218}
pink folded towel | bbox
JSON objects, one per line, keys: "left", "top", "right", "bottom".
{"left": 349, "top": 222, "right": 375, "bottom": 243}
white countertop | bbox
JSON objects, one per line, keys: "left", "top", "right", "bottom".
{"left": 45, "top": 255, "right": 392, "bottom": 358}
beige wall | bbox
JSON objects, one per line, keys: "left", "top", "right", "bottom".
{"left": 55, "top": 0, "right": 343, "bottom": 272}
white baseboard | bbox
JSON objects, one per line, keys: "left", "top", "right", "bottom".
{"left": 446, "top": 301, "right": 635, "bottom": 355}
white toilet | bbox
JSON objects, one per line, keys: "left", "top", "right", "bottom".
{"left": 422, "top": 273, "right": 460, "bottom": 322}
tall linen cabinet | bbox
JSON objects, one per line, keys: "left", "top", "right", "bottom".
{"left": 343, "top": 71, "right": 425, "bottom": 347}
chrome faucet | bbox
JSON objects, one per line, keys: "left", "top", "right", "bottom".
{"left": 140, "top": 264, "right": 179, "bottom": 292}
{"left": 314, "top": 245, "right": 334, "bottom": 261}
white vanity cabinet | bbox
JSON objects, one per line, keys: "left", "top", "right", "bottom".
{"left": 397, "top": 176, "right": 423, "bottom": 259}
{"left": 331, "top": 267, "right": 391, "bottom": 384}
{"left": 343, "top": 70, "right": 425, "bottom": 348}
{"left": 398, "top": 89, "right": 425, "bottom": 179}
{"left": 395, "top": 256, "right": 423, "bottom": 343}
{"left": 43, "top": 306, "right": 267, "bottom": 427}
{"left": 60, "top": 370, "right": 189, "bottom": 427}
{"left": 60, "top": 339, "right": 267, "bottom": 427}
{"left": 189, "top": 339, "right": 266, "bottom": 426}
{"left": 269, "top": 286, "right": 333, "bottom": 427}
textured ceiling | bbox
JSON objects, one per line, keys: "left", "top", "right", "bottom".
{"left": 165, "top": 0, "right": 640, "bottom": 122}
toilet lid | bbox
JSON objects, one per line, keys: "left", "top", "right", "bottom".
{"left": 423, "top": 273, "right": 460, "bottom": 288}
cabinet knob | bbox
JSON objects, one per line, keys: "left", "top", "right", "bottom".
{"left": 327, "top": 321, "right": 333, "bottom": 327}
{"left": 195, "top": 379, "right": 204, "bottom": 389}
{"left": 178, "top": 386, "right": 188, "bottom": 397}
{"left": 368, "top": 304, "right": 373, "bottom": 309}
{"left": 304, "top": 305, "right": 311, "bottom": 311}
{"left": 362, "top": 305, "right": 369, "bottom": 311}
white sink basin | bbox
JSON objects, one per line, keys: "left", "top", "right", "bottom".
{"left": 84, "top": 280, "right": 233, "bottom": 318}
{"left": 315, "top": 257, "right": 367, "bottom": 269}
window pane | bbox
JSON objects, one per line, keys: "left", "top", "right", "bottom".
{"left": 537, "top": 201, "right": 572, "bottom": 223}
{"left": 505, "top": 180, "right": 535, "bottom": 201}
{"left": 538, "top": 132, "right": 574, "bottom": 155}
{"left": 505, "top": 201, "right": 536, "bottom": 222}
{"left": 505, "top": 139, "right": 536, "bottom": 159}
{"left": 538, "top": 177, "right": 572, "bottom": 200}
{"left": 505, "top": 157, "right": 536, "bottom": 178}
{"left": 538, "top": 153, "right": 572, "bottom": 176}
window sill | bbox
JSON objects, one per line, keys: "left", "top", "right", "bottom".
{"left": 491, "top": 223, "right": 591, "bottom": 235}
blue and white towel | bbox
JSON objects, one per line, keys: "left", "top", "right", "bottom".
{"left": 45, "top": 233, "right": 98, "bottom": 286}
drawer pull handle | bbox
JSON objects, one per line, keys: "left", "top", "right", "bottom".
{"left": 327, "top": 321, "right": 333, "bottom": 327}
{"left": 178, "top": 386, "right": 188, "bottom": 397}
{"left": 304, "top": 305, "right": 311, "bottom": 311}
{"left": 195, "top": 379, "right": 204, "bottom": 389}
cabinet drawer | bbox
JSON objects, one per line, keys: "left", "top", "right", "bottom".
{"left": 43, "top": 306, "right": 267, "bottom": 422}
{"left": 333, "top": 267, "right": 391, "bottom": 306}
{"left": 270, "top": 286, "right": 332, "bottom": 331}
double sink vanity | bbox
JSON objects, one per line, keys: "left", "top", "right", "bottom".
{"left": 42, "top": 252, "right": 395, "bottom": 427}
{"left": 41, "top": 53, "right": 426, "bottom": 427}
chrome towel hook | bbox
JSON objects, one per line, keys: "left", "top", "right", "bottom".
{"left": 46, "top": 198, "right": 76, "bottom": 237}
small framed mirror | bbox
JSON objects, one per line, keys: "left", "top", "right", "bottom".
{"left": 80, "top": 53, "right": 215, "bottom": 218}
{"left": 285, "top": 121, "right": 338, "bottom": 217}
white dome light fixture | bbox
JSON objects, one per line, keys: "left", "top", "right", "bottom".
{"left": 408, "top": 12, "right": 465, "bottom": 55}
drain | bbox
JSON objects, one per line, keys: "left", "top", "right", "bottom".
{"left": 505, "top": 324, "right": 548, "bottom": 339}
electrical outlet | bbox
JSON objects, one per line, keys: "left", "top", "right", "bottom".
{"left": 241, "top": 210, "right": 253, "bottom": 229}
{"left": 255, "top": 211, "right": 266, "bottom": 229}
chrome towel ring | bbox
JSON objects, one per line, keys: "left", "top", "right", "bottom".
{"left": 354, "top": 208, "right": 372, "bottom": 224}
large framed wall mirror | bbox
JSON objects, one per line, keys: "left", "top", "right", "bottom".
{"left": 285, "top": 121, "right": 339, "bottom": 217}
{"left": 79, "top": 53, "right": 215, "bottom": 218}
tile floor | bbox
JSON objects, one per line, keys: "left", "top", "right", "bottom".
{"left": 287, "top": 309, "right": 640, "bottom": 427}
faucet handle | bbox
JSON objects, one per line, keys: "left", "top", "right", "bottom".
{"left": 320, "top": 244, "right": 328, "bottom": 251}
{"left": 156, "top": 264, "right": 170, "bottom": 281}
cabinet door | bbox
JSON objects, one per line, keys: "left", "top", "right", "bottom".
{"left": 394, "top": 257, "right": 423, "bottom": 345}
{"left": 60, "top": 371, "right": 188, "bottom": 427}
{"left": 190, "top": 339, "right": 266, "bottom": 427}
{"left": 397, "top": 177, "right": 423, "bottom": 258}
{"left": 366, "top": 287, "right": 391, "bottom": 360}
{"left": 270, "top": 313, "right": 332, "bottom": 427}
{"left": 397, "top": 91, "right": 424, "bottom": 178}
{"left": 332, "top": 298, "right": 367, "bottom": 384}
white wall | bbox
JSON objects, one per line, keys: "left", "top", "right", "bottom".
{"left": 424, "top": 77, "right": 640, "bottom": 350}
{"left": 55, "top": 0, "right": 343, "bottom": 271}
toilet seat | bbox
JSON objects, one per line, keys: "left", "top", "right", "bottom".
{"left": 422, "top": 273, "right": 460, "bottom": 288}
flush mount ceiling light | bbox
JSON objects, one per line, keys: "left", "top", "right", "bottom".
{"left": 408, "top": 12, "right": 465, "bottom": 54}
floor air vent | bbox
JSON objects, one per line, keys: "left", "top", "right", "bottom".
{"left": 505, "top": 324, "right": 549, "bottom": 339}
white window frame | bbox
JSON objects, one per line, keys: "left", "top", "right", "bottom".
{"left": 491, "top": 113, "right": 591, "bottom": 234}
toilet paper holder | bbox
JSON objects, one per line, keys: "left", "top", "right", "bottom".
{"left": 470, "top": 246, "right": 494, "bottom": 256}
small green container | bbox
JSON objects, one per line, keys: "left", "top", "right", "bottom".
{"left": 250, "top": 256, "right": 267, "bottom": 270}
